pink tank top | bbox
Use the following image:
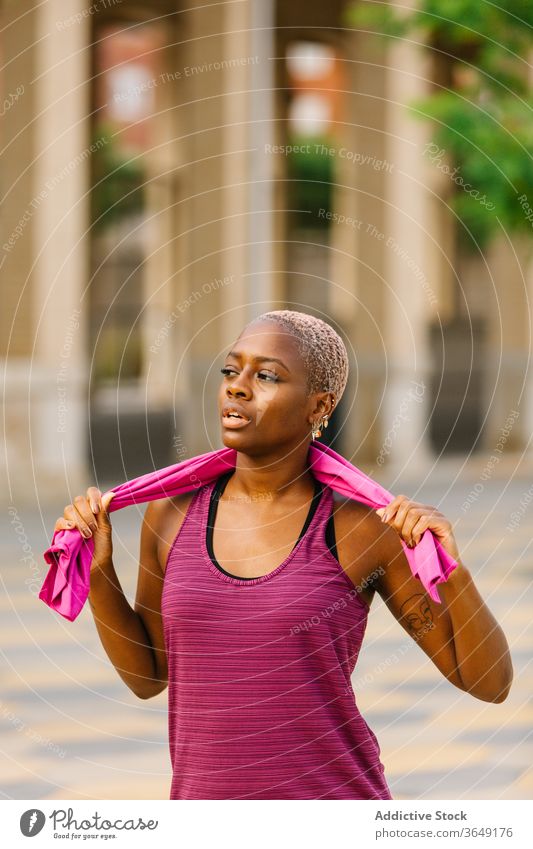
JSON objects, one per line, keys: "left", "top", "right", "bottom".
{"left": 161, "top": 472, "right": 393, "bottom": 800}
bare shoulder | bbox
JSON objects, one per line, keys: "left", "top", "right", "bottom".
{"left": 330, "top": 492, "right": 389, "bottom": 606}
{"left": 143, "top": 491, "right": 197, "bottom": 575}
{"left": 331, "top": 491, "right": 386, "bottom": 553}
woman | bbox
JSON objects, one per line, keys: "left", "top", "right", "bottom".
{"left": 54, "top": 309, "right": 513, "bottom": 800}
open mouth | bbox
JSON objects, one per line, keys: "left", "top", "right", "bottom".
{"left": 222, "top": 410, "right": 252, "bottom": 429}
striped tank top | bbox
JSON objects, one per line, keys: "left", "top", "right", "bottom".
{"left": 161, "top": 470, "right": 393, "bottom": 800}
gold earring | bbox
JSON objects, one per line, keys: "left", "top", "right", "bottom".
{"left": 311, "top": 416, "right": 328, "bottom": 440}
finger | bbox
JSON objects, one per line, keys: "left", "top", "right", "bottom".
{"left": 101, "top": 491, "right": 115, "bottom": 513}
{"left": 392, "top": 500, "right": 435, "bottom": 534}
{"left": 410, "top": 515, "right": 432, "bottom": 546}
{"left": 54, "top": 517, "right": 75, "bottom": 532}
{"left": 67, "top": 496, "right": 94, "bottom": 539}
{"left": 74, "top": 495, "right": 98, "bottom": 529}
{"left": 63, "top": 504, "right": 78, "bottom": 523}
{"left": 93, "top": 492, "right": 115, "bottom": 528}
{"left": 393, "top": 498, "right": 424, "bottom": 531}
{"left": 401, "top": 508, "right": 427, "bottom": 542}
{"left": 86, "top": 487, "right": 102, "bottom": 514}
{"left": 63, "top": 504, "right": 92, "bottom": 537}
{"left": 383, "top": 496, "right": 415, "bottom": 530}
{"left": 403, "top": 505, "right": 440, "bottom": 544}
{"left": 378, "top": 495, "right": 405, "bottom": 522}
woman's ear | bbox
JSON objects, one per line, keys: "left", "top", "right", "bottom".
{"left": 306, "top": 392, "right": 336, "bottom": 431}
{"left": 310, "top": 392, "right": 330, "bottom": 419}
{"left": 314, "top": 392, "right": 336, "bottom": 417}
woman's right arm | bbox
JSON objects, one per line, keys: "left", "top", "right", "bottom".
{"left": 56, "top": 491, "right": 167, "bottom": 700}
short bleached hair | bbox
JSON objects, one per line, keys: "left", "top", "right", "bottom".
{"left": 245, "top": 309, "right": 349, "bottom": 404}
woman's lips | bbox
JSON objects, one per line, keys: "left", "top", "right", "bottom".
{"left": 221, "top": 412, "right": 252, "bottom": 429}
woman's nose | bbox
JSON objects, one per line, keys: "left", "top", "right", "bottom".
{"left": 226, "top": 371, "right": 252, "bottom": 398}
{"left": 227, "top": 384, "right": 249, "bottom": 399}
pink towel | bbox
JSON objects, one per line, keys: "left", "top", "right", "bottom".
{"left": 39, "top": 441, "right": 459, "bottom": 621}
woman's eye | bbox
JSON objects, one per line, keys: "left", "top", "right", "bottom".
{"left": 220, "top": 367, "right": 278, "bottom": 382}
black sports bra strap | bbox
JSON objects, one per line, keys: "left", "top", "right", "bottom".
{"left": 325, "top": 511, "right": 339, "bottom": 561}
{"left": 207, "top": 472, "right": 328, "bottom": 580}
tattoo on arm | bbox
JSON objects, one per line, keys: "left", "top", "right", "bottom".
{"left": 399, "top": 593, "right": 435, "bottom": 638}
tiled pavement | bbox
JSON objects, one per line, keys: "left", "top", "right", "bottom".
{"left": 1, "top": 453, "right": 532, "bottom": 800}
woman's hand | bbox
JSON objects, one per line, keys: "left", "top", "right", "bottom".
{"left": 54, "top": 487, "right": 115, "bottom": 572}
{"left": 375, "top": 495, "right": 460, "bottom": 561}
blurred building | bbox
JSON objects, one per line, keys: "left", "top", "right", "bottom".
{"left": 1, "top": 0, "right": 531, "bottom": 504}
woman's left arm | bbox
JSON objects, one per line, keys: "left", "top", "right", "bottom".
{"left": 373, "top": 495, "right": 514, "bottom": 703}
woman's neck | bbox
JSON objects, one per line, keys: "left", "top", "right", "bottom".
{"left": 226, "top": 443, "right": 315, "bottom": 502}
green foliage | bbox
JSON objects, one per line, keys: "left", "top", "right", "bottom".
{"left": 90, "top": 123, "right": 145, "bottom": 231}
{"left": 285, "top": 134, "right": 334, "bottom": 228}
{"left": 343, "top": 0, "right": 533, "bottom": 250}
{"left": 411, "top": 87, "right": 533, "bottom": 249}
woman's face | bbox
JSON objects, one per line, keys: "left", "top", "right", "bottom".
{"left": 217, "top": 321, "right": 325, "bottom": 456}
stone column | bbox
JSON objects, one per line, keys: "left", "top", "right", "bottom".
{"left": 381, "top": 27, "right": 437, "bottom": 472}
{"left": 1, "top": 0, "right": 91, "bottom": 506}
{"left": 329, "top": 27, "right": 390, "bottom": 464}
{"left": 483, "top": 233, "right": 531, "bottom": 452}
{"left": 328, "top": 36, "right": 359, "bottom": 329}
{"left": 247, "top": 0, "right": 279, "bottom": 320}
{"left": 524, "top": 246, "right": 533, "bottom": 456}
{"left": 178, "top": 0, "right": 257, "bottom": 454}
{"left": 33, "top": 0, "right": 92, "bottom": 496}
{"left": 142, "top": 23, "right": 185, "bottom": 411}
{"left": 219, "top": 0, "right": 253, "bottom": 344}
{"left": 177, "top": 0, "right": 275, "bottom": 456}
